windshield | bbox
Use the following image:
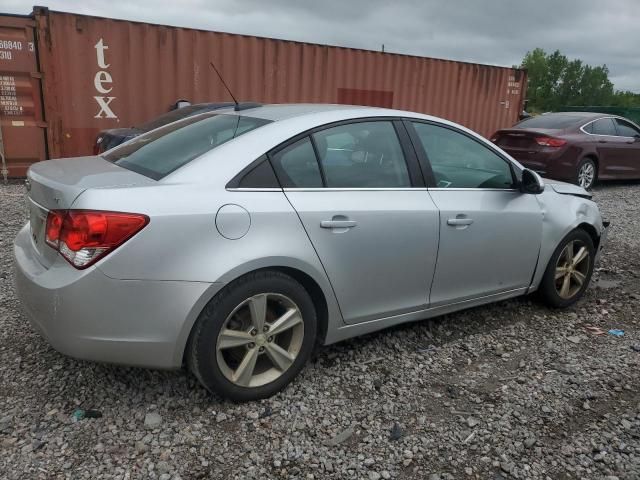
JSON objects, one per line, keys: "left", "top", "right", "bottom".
{"left": 515, "top": 115, "right": 583, "bottom": 129}
{"left": 104, "top": 113, "right": 271, "bottom": 179}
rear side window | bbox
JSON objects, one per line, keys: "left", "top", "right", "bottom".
{"left": 412, "top": 122, "right": 514, "bottom": 189}
{"left": 104, "top": 113, "right": 271, "bottom": 179}
{"left": 270, "top": 137, "right": 323, "bottom": 188}
{"left": 591, "top": 118, "right": 617, "bottom": 136}
{"left": 232, "top": 156, "right": 280, "bottom": 188}
{"left": 312, "top": 121, "right": 411, "bottom": 188}
{"left": 615, "top": 119, "right": 640, "bottom": 137}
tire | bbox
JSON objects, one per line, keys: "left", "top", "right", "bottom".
{"left": 538, "top": 229, "right": 595, "bottom": 308}
{"left": 576, "top": 158, "right": 597, "bottom": 190}
{"left": 187, "top": 270, "right": 317, "bottom": 402}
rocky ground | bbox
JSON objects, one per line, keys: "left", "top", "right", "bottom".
{"left": 0, "top": 180, "right": 639, "bottom": 480}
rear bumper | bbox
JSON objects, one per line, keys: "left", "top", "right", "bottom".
{"left": 13, "top": 224, "right": 218, "bottom": 369}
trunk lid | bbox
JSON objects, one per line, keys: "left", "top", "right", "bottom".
{"left": 492, "top": 128, "right": 562, "bottom": 161}
{"left": 26, "top": 156, "right": 155, "bottom": 266}
{"left": 493, "top": 128, "right": 559, "bottom": 149}
{"left": 27, "top": 156, "right": 153, "bottom": 210}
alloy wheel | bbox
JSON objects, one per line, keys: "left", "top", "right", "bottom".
{"left": 554, "top": 240, "right": 591, "bottom": 299}
{"left": 216, "top": 293, "right": 304, "bottom": 387}
{"left": 578, "top": 162, "right": 595, "bottom": 189}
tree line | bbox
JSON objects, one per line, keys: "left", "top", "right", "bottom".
{"left": 521, "top": 48, "right": 640, "bottom": 113}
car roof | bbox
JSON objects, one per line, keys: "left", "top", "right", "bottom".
{"left": 545, "top": 111, "right": 612, "bottom": 119}
{"left": 167, "top": 102, "right": 513, "bottom": 185}
{"left": 212, "top": 103, "right": 392, "bottom": 121}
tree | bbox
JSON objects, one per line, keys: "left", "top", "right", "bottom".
{"left": 520, "top": 48, "right": 637, "bottom": 111}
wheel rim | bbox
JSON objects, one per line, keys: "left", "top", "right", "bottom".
{"left": 216, "top": 293, "right": 304, "bottom": 388}
{"left": 578, "top": 163, "right": 594, "bottom": 188}
{"left": 554, "top": 240, "right": 591, "bottom": 299}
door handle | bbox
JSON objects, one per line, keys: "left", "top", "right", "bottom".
{"left": 447, "top": 218, "right": 474, "bottom": 226}
{"left": 598, "top": 140, "right": 607, "bottom": 144}
{"left": 320, "top": 220, "right": 357, "bottom": 229}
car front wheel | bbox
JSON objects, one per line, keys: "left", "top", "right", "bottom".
{"left": 538, "top": 229, "right": 595, "bottom": 308}
{"left": 188, "top": 271, "right": 317, "bottom": 402}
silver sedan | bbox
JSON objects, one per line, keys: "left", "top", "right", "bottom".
{"left": 14, "top": 104, "right": 608, "bottom": 401}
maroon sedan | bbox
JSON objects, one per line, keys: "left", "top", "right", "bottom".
{"left": 491, "top": 112, "right": 640, "bottom": 189}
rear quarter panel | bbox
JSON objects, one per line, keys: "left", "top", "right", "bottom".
{"left": 72, "top": 184, "right": 344, "bottom": 342}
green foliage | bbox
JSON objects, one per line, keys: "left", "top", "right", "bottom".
{"left": 521, "top": 48, "right": 639, "bottom": 111}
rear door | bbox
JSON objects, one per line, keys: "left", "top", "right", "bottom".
{"left": 612, "top": 118, "right": 640, "bottom": 178}
{"left": 589, "top": 118, "right": 630, "bottom": 178}
{"left": 270, "top": 119, "right": 440, "bottom": 324}
{"left": 407, "top": 120, "right": 542, "bottom": 306}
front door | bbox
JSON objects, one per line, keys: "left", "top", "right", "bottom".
{"left": 269, "top": 120, "right": 440, "bottom": 324}
{"left": 408, "top": 121, "right": 542, "bottom": 306}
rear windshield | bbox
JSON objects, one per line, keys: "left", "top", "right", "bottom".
{"left": 515, "top": 115, "right": 583, "bottom": 129}
{"left": 138, "top": 105, "right": 224, "bottom": 132}
{"left": 104, "top": 113, "right": 271, "bottom": 179}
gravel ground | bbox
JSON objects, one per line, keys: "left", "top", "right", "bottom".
{"left": 1, "top": 181, "right": 639, "bottom": 480}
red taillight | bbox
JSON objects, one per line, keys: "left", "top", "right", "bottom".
{"left": 45, "top": 210, "right": 149, "bottom": 269}
{"left": 535, "top": 136, "right": 567, "bottom": 148}
{"left": 45, "top": 210, "right": 64, "bottom": 248}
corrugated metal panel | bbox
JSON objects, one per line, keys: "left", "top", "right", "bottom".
{"left": 0, "top": 14, "right": 47, "bottom": 177}
{"left": 31, "top": 7, "right": 526, "bottom": 166}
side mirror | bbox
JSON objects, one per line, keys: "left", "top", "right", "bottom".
{"left": 521, "top": 169, "right": 545, "bottom": 194}
{"left": 634, "top": 134, "right": 640, "bottom": 142}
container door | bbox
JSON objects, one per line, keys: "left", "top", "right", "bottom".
{"left": 0, "top": 15, "right": 47, "bottom": 178}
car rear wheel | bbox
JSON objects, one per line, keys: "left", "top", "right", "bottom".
{"left": 538, "top": 229, "right": 595, "bottom": 308}
{"left": 187, "top": 270, "right": 317, "bottom": 402}
{"left": 576, "top": 158, "right": 597, "bottom": 190}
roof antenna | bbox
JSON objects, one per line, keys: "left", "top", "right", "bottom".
{"left": 209, "top": 61, "right": 240, "bottom": 111}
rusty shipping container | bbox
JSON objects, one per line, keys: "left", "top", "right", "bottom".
{"left": 0, "top": 7, "right": 527, "bottom": 177}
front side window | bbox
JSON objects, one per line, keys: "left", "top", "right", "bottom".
{"left": 615, "top": 119, "right": 640, "bottom": 137}
{"left": 591, "top": 118, "right": 617, "bottom": 136}
{"left": 104, "top": 113, "right": 271, "bottom": 179}
{"left": 412, "top": 122, "right": 514, "bottom": 189}
{"left": 312, "top": 121, "right": 411, "bottom": 188}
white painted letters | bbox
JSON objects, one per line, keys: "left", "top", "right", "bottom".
{"left": 93, "top": 71, "right": 113, "bottom": 94}
{"left": 94, "top": 39, "right": 110, "bottom": 68}
{"left": 93, "top": 38, "right": 117, "bottom": 119}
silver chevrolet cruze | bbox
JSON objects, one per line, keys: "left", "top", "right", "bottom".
{"left": 14, "top": 104, "right": 608, "bottom": 401}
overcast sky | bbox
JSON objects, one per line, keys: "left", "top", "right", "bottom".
{"left": 4, "top": 0, "right": 639, "bottom": 92}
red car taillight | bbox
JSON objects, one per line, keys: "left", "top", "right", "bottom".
{"left": 45, "top": 210, "right": 149, "bottom": 269}
{"left": 535, "top": 136, "right": 567, "bottom": 148}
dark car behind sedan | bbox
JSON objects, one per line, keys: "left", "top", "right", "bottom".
{"left": 491, "top": 112, "right": 640, "bottom": 189}
{"left": 93, "top": 102, "right": 235, "bottom": 154}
